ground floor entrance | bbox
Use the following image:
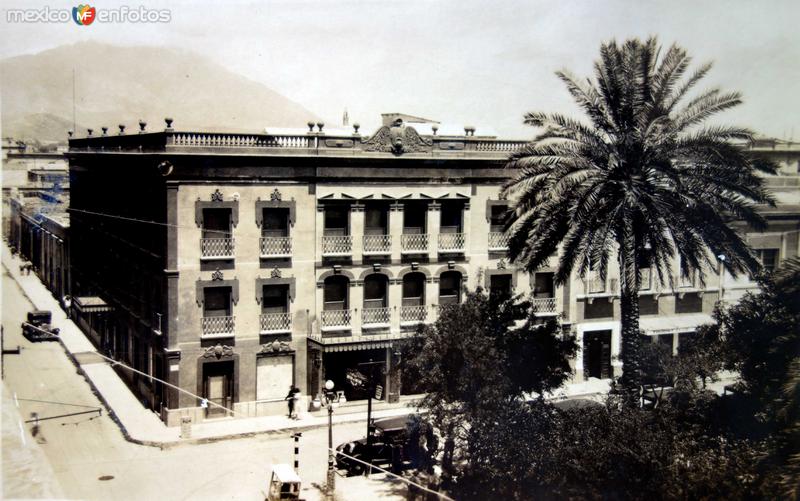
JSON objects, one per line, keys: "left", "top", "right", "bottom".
{"left": 584, "top": 330, "right": 612, "bottom": 379}
{"left": 323, "top": 349, "right": 387, "bottom": 402}
{"left": 203, "top": 360, "right": 234, "bottom": 417}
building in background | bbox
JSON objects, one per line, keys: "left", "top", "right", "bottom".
{"left": 65, "top": 118, "right": 799, "bottom": 426}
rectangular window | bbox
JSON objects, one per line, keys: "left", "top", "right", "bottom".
{"left": 489, "top": 205, "right": 509, "bottom": 232}
{"left": 324, "top": 205, "right": 349, "bottom": 234}
{"left": 757, "top": 249, "right": 779, "bottom": 273}
{"left": 440, "top": 203, "right": 463, "bottom": 232}
{"left": 533, "top": 272, "right": 555, "bottom": 298}
{"left": 204, "top": 287, "right": 231, "bottom": 316}
{"left": 262, "top": 208, "right": 289, "bottom": 237}
{"left": 365, "top": 205, "right": 388, "bottom": 234}
{"left": 202, "top": 208, "right": 231, "bottom": 239}
{"left": 403, "top": 202, "right": 427, "bottom": 233}
{"left": 490, "top": 274, "right": 512, "bottom": 299}
{"left": 261, "top": 285, "right": 288, "bottom": 314}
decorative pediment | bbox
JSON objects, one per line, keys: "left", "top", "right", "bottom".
{"left": 203, "top": 343, "right": 234, "bottom": 359}
{"left": 362, "top": 119, "right": 433, "bottom": 155}
{"left": 259, "top": 340, "right": 294, "bottom": 355}
{"left": 211, "top": 189, "right": 224, "bottom": 202}
{"left": 211, "top": 269, "right": 224, "bottom": 281}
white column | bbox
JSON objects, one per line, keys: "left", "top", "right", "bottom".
{"left": 350, "top": 280, "right": 363, "bottom": 335}
{"left": 316, "top": 204, "right": 325, "bottom": 261}
{"left": 427, "top": 202, "right": 441, "bottom": 261}
{"left": 388, "top": 278, "right": 402, "bottom": 334}
{"left": 389, "top": 203, "right": 404, "bottom": 263}
{"left": 426, "top": 277, "right": 440, "bottom": 319}
{"left": 350, "top": 203, "right": 365, "bottom": 262}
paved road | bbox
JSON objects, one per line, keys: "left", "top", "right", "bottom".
{"left": 2, "top": 270, "right": 402, "bottom": 500}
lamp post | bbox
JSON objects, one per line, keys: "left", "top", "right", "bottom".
{"left": 321, "top": 380, "right": 338, "bottom": 499}
{"left": 717, "top": 254, "right": 726, "bottom": 304}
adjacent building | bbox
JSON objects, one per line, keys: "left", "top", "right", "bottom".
{"left": 65, "top": 118, "right": 800, "bottom": 426}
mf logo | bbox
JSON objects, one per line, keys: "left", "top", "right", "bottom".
{"left": 72, "top": 4, "right": 96, "bottom": 25}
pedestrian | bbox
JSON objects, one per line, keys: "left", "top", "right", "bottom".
{"left": 285, "top": 385, "right": 300, "bottom": 419}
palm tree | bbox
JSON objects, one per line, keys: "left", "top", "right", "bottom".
{"left": 501, "top": 37, "right": 776, "bottom": 392}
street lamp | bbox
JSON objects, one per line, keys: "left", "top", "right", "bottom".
{"left": 717, "top": 254, "right": 726, "bottom": 303}
{"left": 321, "top": 379, "right": 339, "bottom": 499}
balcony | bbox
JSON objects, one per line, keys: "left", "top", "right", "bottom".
{"left": 488, "top": 232, "right": 509, "bottom": 251}
{"left": 260, "top": 311, "right": 291, "bottom": 334}
{"left": 200, "top": 238, "right": 235, "bottom": 259}
{"left": 401, "top": 233, "right": 429, "bottom": 253}
{"left": 362, "top": 306, "right": 391, "bottom": 328}
{"left": 532, "top": 297, "right": 557, "bottom": 315}
{"left": 202, "top": 315, "right": 235, "bottom": 338}
{"left": 322, "top": 235, "right": 353, "bottom": 256}
{"left": 400, "top": 305, "right": 428, "bottom": 325}
{"left": 363, "top": 234, "right": 392, "bottom": 255}
{"left": 438, "top": 228, "right": 465, "bottom": 252}
{"left": 260, "top": 236, "right": 292, "bottom": 258}
{"left": 321, "top": 309, "right": 352, "bottom": 330}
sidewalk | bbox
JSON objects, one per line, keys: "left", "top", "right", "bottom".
{"left": 1, "top": 246, "right": 426, "bottom": 447}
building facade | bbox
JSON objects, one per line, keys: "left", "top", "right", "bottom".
{"left": 66, "top": 120, "right": 800, "bottom": 426}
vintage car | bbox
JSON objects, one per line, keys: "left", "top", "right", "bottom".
{"left": 21, "top": 310, "right": 60, "bottom": 342}
{"left": 336, "top": 416, "right": 435, "bottom": 476}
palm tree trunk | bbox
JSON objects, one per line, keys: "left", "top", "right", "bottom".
{"left": 619, "top": 285, "right": 642, "bottom": 391}
{"left": 618, "top": 230, "right": 643, "bottom": 394}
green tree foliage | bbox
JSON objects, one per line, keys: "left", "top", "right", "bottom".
{"left": 399, "top": 288, "right": 576, "bottom": 486}
{"left": 709, "top": 257, "right": 800, "bottom": 498}
{"left": 502, "top": 37, "right": 776, "bottom": 391}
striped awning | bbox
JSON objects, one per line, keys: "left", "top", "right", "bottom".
{"left": 73, "top": 296, "right": 113, "bottom": 313}
{"left": 308, "top": 333, "right": 409, "bottom": 353}
{"left": 639, "top": 313, "right": 713, "bottom": 336}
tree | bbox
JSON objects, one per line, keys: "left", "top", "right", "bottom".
{"left": 502, "top": 37, "right": 776, "bottom": 392}
{"left": 711, "top": 257, "right": 800, "bottom": 498}
{"left": 399, "top": 288, "right": 576, "bottom": 487}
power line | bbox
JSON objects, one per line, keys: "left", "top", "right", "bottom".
{"left": 90, "top": 351, "right": 246, "bottom": 418}
{"left": 330, "top": 447, "right": 454, "bottom": 501}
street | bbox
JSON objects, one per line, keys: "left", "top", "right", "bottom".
{"left": 1, "top": 268, "right": 400, "bottom": 501}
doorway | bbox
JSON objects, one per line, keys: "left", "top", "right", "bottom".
{"left": 583, "top": 330, "right": 612, "bottom": 380}
{"left": 203, "top": 361, "right": 234, "bottom": 417}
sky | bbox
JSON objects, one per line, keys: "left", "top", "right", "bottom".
{"left": 1, "top": 0, "right": 799, "bottom": 138}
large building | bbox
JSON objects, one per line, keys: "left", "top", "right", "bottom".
{"left": 65, "top": 118, "right": 800, "bottom": 426}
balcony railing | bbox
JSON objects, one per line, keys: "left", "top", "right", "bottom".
{"left": 532, "top": 297, "right": 557, "bottom": 314}
{"left": 260, "top": 312, "right": 291, "bottom": 333}
{"left": 322, "top": 235, "right": 352, "bottom": 256}
{"left": 202, "top": 315, "right": 235, "bottom": 337}
{"left": 200, "top": 238, "right": 235, "bottom": 259}
{"left": 363, "top": 234, "right": 392, "bottom": 254}
{"left": 400, "top": 305, "right": 428, "bottom": 324}
{"left": 321, "top": 309, "right": 352, "bottom": 329}
{"left": 401, "top": 233, "right": 429, "bottom": 253}
{"left": 260, "top": 236, "right": 292, "bottom": 257}
{"left": 584, "top": 278, "right": 619, "bottom": 295}
{"left": 438, "top": 233, "right": 465, "bottom": 252}
{"left": 488, "top": 232, "right": 510, "bottom": 251}
{"left": 362, "top": 307, "right": 391, "bottom": 326}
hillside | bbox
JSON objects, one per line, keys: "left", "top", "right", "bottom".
{"left": 1, "top": 41, "right": 320, "bottom": 143}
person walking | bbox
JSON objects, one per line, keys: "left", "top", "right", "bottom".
{"left": 285, "top": 385, "right": 300, "bottom": 419}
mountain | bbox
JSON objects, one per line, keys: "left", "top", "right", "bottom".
{"left": 1, "top": 41, "right": 320, "bottom": 143}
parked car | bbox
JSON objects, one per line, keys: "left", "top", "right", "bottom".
{"left": 336, "top": 416, "right": 434, "bottom": 476}
{"left": 21, "top": 310, "right": 60, "bottom": 342}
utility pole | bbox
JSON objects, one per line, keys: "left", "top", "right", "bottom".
{"left": 357, "top": 359, "right": 385, "bottom": 475}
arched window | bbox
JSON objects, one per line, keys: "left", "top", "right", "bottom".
{"left": 363, "top": 274, "right": 388, "bottom": 309}
{"left": 402, "top": 272, "right": 426, "bottom": 306}
{"left": 439, "top": 271, "right": 462, "bottom": 305}
{"left": 323, "top": 275, "right": 349, "bottom": 310}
